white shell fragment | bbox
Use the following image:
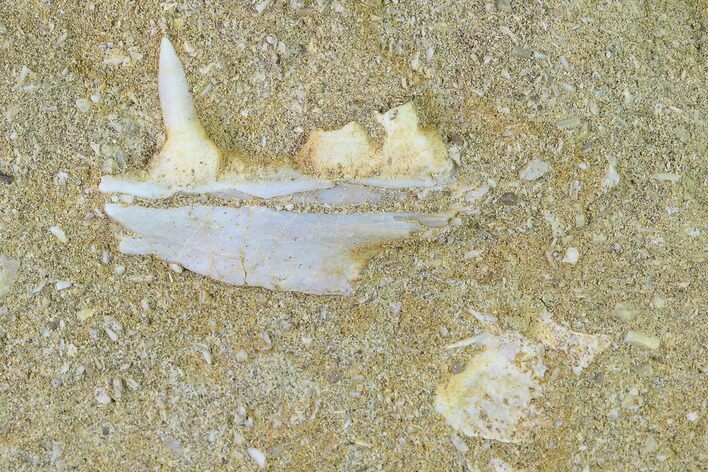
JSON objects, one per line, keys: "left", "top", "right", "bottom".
{"left": 0, "top": 255, "right": 20, "bottom": 299}
{"left": 435, "top": 310, "right": 609, "bottom": 443}
{"left": 99, "top": 36, "right": 459, "bottom": 295}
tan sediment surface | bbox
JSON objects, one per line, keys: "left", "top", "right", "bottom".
{"left": 0, "top": 1, "right": 705, "bottom": 470}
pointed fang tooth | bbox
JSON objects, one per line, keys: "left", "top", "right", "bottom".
{"left": 151, "top": 37, "right": 221, "bottom": 187}
{"left": 159, "top": 36, "right": 197, "bottom": 134}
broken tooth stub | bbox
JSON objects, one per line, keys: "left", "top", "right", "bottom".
{"left": 296, "top": 102, "right": 452, "bottom": 182}
{"left": 99, "top": 36, "right": 457, "bottom": 295}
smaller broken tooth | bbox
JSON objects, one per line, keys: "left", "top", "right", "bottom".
{"left": 296, "top": 102, "right": 452, "bottom": 183}
{"left": 376, "top": 102, "right": 452, "bottom": 179}
{"left": 151, "top": 36, "right": 221, "bottom": 187}
{"left": 295, "top": 122, "right": 379, "bottom": 178}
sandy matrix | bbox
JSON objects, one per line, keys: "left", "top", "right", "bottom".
{"left": 0, "top": 1, "right": 705, "bottom": 470}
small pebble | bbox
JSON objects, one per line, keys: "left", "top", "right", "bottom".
{"left": 49, "top": 226, "right": 68, "bottom": 243}
{"left": 127, "top": 274, "right": 153, "bottom": 283}
{"left": 0, "top": 255, "right": 20, "bottom": 299}
{"left": 642, "top": 435, "right": 658, "bottom": 454}
{"left": 449, "top": 361, "right": 466, "bottom": 374}
{"left": 614, "top": 302, "right": 636, "bottom": 322}
{"left": 203, "top": 350, "right": 213, "bottom": 365}
{"left": 254, "top": 0, "right": 271, "bottom": 14}
{"left": 75, "top": 98, "right": 91, "bottom": 113}
{"left": 557, "top": 116, "right": 582, "bottom": 129}
{"left": 247, "top": 447, "right": 266, "bottom": 468}
{"left": 165, "top": 439, "right": 182, "bottom": 456}
{"left": 519, "top": 158, "right": 551, "bottom": 181}
{"left": 624, "top": 331, "right": 660, "bottom": 350}
{"left": 55, "top": 280, "right": 72, "bottom": 291}
{"left": 499, "top": 192, "right": 517, "bottom": 205}
{"left": 260, "top": 332, "right": 272, "bottom": 351}
{"left": 77, "top": 307, "right": 97, "bottom": 322}
{"left": 95, "top": 388, "right": 112, "bottom": 405}
{"left": 235, "top": 350, "right": 248, "bottom": 362}
{"left": 450, "top": 434, "right": 469, "bottom": 453}
{"left": 49, "top": 442, "right": 62, "bottom": 463}
{"left": 112, "top": 378, "right": 123, "bottom": 400}
{"left": 101, "top": 158, "right": 114, "bottom": 174}
{"left": 562, "top": 247, "right": 579, "bottom": 264}
{"left": 104, "top": 327, "right": 119, "bottom": 342}
{"left": 601, "top": 161, "right": 620, "bottom": 192}
{"left": 464, "top": 249, "right": 483, "bottom": 259}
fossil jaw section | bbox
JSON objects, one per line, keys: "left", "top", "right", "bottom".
{"left": 99, "top": 36, "right": 458, "bottom": 295}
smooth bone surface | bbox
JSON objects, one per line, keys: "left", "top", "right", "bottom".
{"left": 107, "top": 204, "right": 450, "bottom": 295}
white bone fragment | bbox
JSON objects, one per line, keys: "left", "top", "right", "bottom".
{"left": 106, "top": 204, "right": 451, "bottom": 295}
{"left": 99, "top": 36, "right": 457, "bottom": 202}
{"left": 435, "top": 329, "right": 546, "bottom": 443}
{"left": 296, "top": 122, "right": 378, "bottom": 178}
{"left": 435, "top": 310, "right": 610, "bottom": 442}
{"left": 100, "top": 167, "right": 331, "bottom": 200}
{"left": 298, "top": 102, "right": 453, "bottom": 186}
{"left": 376, "top": 102, "right": 453, "bottom": 179}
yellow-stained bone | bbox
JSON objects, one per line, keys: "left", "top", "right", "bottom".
{"left": 297, "top": 102, "right": 452, "bottom": 181}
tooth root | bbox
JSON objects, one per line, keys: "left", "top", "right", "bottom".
{"left": 159, "top": 36, "right": 198, "bottom": 134}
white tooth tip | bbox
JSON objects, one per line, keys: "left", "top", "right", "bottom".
{"left": 158, "top": 35, "right": 197, "bottom": 133}
{"left": 160, "top": 36, "right": 173, "bottom": 50}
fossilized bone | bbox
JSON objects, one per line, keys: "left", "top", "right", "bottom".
{"left": 436, "top": 311, "right": 610, "bottom": 443}
{"left": 100, "top": 37, "right": 459, "bottom": 295}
